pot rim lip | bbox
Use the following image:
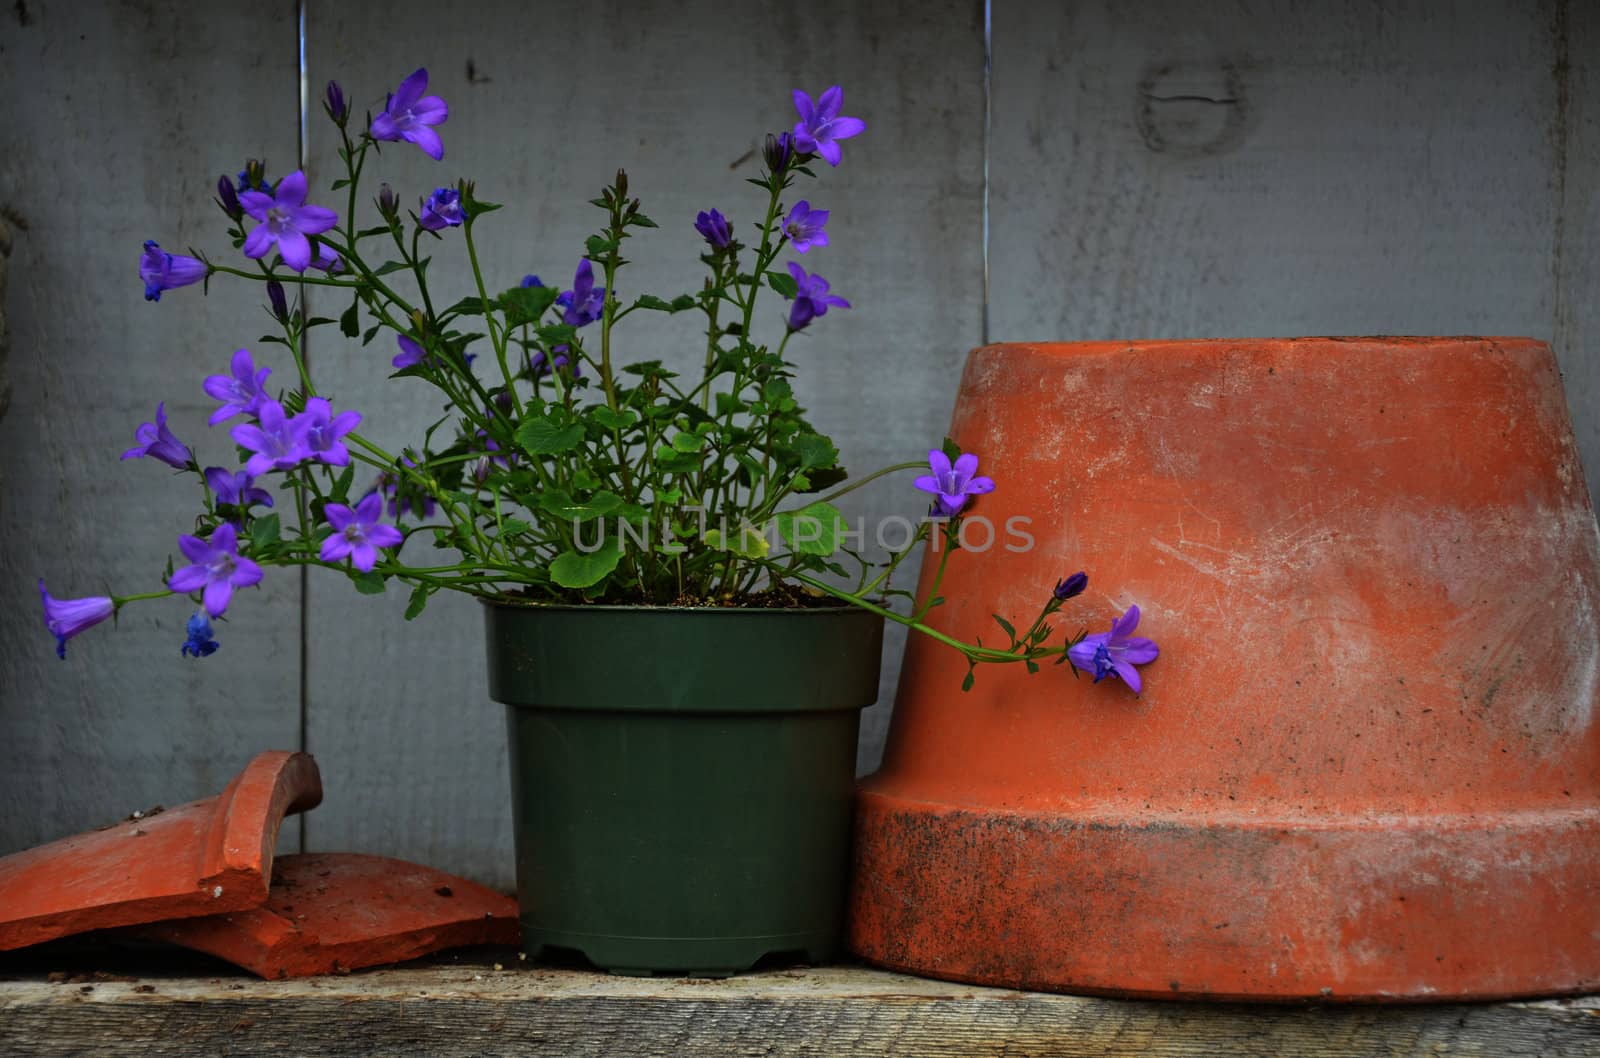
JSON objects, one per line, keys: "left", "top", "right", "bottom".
{"left": 481, "top": 598, "right": 879, "bottom": 616}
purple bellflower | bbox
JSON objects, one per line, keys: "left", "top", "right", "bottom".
{"left": 784, "top": 262, "right": 849, "bottom": 331}
{"left": 557, "top": 259, "right": 605, "bottom": 326}
{"left": 312, "top": 243, "right": 344, "bottom": 273}
{"left": 204, "top": 466, "right": 273, "bottom": 510}
{"left": 530, "top": 346, "right": 581, "bottom": 378}
{"left": 203, "top": 348, "right": 272, "bottom": 425}
{"left": 782, "top": 200, "right": 829, "bottom": 253}
{"left": 266, "top": 280, "right": 290, "bottom": 322}
{"left": 324, "top": 80, "right": 348, "bottom": 125}
{"left": 370, "top": 67, "right": 449, "bottom": 160}
{"left": 1054, "top": 571, "right": 1088, "bottom": 601}
{"left": 295, "top": 397, "right": 361, "bottom": 467}
{"left": 1068, "top": 605, "right": 1160, "bottom": 694}
{"left": 764, "top": 131, "right": 796, "bottom": 173}
{"left": 694, "top": 209, "right": 733, "bottom": 250}
{"left": 913, "top": 449, "right": 996, "bottom": 518}
{"left": 239, "top": 170, "right": 339, "bottom": 273}
{"left": 419, "top": 187, "right": 464, "bottom": 231}
{"left": 38, "top": 581, "right": 114, "bottom": 660}
{"left": 393, "top": 334, "right": 427, "bottom": 369}
{"left": 320, "top": 492, "right": 404, "bottom": 573}
{"left": 168, "top": 522, "right": 263, "bottom": 618}
{"left": 121, "top": 403, "right": 191, "bottom": 469}
{"left": 140, "top": 240, "right": 207, "bottom": 301}
{"left": 180, "top": 612, "right": 220, "bottom": 658}
{"left": 217, "top": 176, "right": 243, "bottom": 220}
{"left": 231, "top": 399, "right": 306, "bottom": 477}
{"left": 792, "top": 86, "right": 866, "bottom": 166}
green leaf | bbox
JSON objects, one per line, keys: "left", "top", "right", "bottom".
{"left": 339, "top": 299, "right": 360, "bottom": 338}
{"left": 766, "top": 270, "right": 799, "bottom": 298}
{"left": 538, "top": 488, "right": 622, "bottom": 522}
{"left": 498, "top": 283, "right": 560, "bottom": 326}
{"left": 733, "top": 451, "right": 765, "bottom": 483}
{"left": 961, "top": 667, "right": 976, "bottom": 693}
{"left": 993, "top": 614, "right": 1017, "bottom": 644}
{"left": 592, "top": 406, "right": 638, "bottom": 431}
{"left": 514, "top": 418, "right": 586, "bottom": 456}
{"left": 352, "top": 571, "right": 387, "bottom": 595}
{"left": 550, "top": 541, "right": 624, "bottom": 589}
{"left": 789, "top": 432, "right": 838, "bottom": 470}
{"left": 498, "top": 518, "right": 532, "bottom": 537}
{"left": 629, "top": 213, "right": 659, "bottom": 228}
{"left": 249, "top": 514, "right": 281, "bottom": 552}
{"left": 703, "top": 522, "right": 770, "bottom": 558}
{"left": 941, "top": 436, "right": 963, "bottom": 461}
{"left": 405, "top": 584, "right": 433, "bottom": 620}
{"left": 442, "top": 295, "right": 489, "bottom": 317}
{"left": 373, "top": 259, "right": 410, "bottom": 277}
{"left": 585, "top": 236, "right": 620, "bottom": 257}
{"left": 631, "top": 294, "right": 673, "bottom": 312}
{"left": 670, "top": 433, "right": 705, "bottom": 453}
{"left": 1026, "top": 660, "right": 1040, "bottom": 675}
{"left": 774, "top": 501, "right": 846, "bottom": 556}
{"left": 670, "top": 294, "right": 697, "bottom": 311}
{"left": 793, "top": 465, "right": 848, "bottom": 493}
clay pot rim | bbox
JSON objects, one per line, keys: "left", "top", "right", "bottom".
{"left": 977, "top": 335, "right": 1540, "bottom": 353}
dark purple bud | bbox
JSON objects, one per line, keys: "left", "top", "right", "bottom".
{"left": 1053, "top": 571, "right": 1088, "bottom": 601}
{"left": 216, "top": 175, "right": 242, "bottom": 220}
{"left": 694, "top": 208, "right": 733, "bottom": 250}
{"left": 325, "top": 80, "right": 348, "bottom": 124}
{"left": 377, "top": 182, "right": 399, "bottom": 221}
{"left": 266, "top": 280, "right": 289, "bottom": 322}
{"left": 763, "top": 131, "right": 795, "bottom": 174}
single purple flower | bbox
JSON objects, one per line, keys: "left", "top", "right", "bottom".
{"left": 782, "top": 200, "right": 829, "bottom": 254}
{"left": 140, "top": 240, "right": 207, "bottom": 302}
{"left": 419, "top": 187, "right": 464, "bottom": 231}
{"left": 216, "top": 176, "right": 243, "bottom": 220}
{"left": 764, "top": 131, "right": 795, "bottom": 173}
{"left": 204, "top": 466, "right": 273, "bottom": 510}
{"left": 180, "top": 611, "right": 220, "bottom": 658}
{"left": 556, "top": 259, "right": 605, "bottom": 327}
{"left": 791, "top": 86, "right": 866, "bottom": 167}
{"left": 320, "top": 491, "right": 404, "bottom": 572}
{"left": 121, "top": 402, "right": 191, "bottom": 469}
{"left": 369, "top": 67, "right": 449, "bottom": 160}
{"left": 38, "top": 581, "right": 114, "bottom": 660}
{"left": 1054, "top": 571, "right": 1088, "bottom": 601}
{"left": 694, "top": 208, "right": 732, "bottom": 250}
{"left": 521, "top": 274, "right": 542, "bottom": 288}
{"left": 784, "top": 261, "right": 850, "bottom": 331}
{"left": 312, "top": 243, "right": 344, "bottom": 274}
{"left": 393, "top": 334, "right": 427, "bottom": 369}
{"left": 231, "top": 399, "right": 306, "bottom": 477}
{"left": 530, "top": 346, "right": 581, "bottom": 378}
{"left": 168, "top": 522, "right": 263, "bottom": 618}
{"left": 324, "top": 79, "right": 348, "bottom": 124}
{"left": 1068, "top": 605, "right": 1160, "bottom": 694}
{"left": 293, "top": 397, "right": 361, "bottom": 467}
{"left": 913, "top": 449, "right": 996, "bottom": 518}
{"left": 203, "top": 348, "right": 272, "bottom": 425}
{"left": 239, "top": 170, "right": 339, "bottom": 273}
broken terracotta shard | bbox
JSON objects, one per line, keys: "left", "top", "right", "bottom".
{"left": 0, "top": 751, "right": 321, "bottom": 951}
{"left": 133, "top": 853, "right": 519, "bottom": 978}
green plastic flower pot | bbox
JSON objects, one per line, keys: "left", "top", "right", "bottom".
{"left": 485, "top": 602, "right": 884, "bottom": 977}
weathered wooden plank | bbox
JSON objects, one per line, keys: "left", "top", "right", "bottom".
{"left": 0, "top": 3, "right": 302, "bottom": 854}
{"left": 0, "top": 961, "right": 1595, "bottom": 1057}
{"left": 989, "top": 1, "right": 1576, "bottom": 484}
{"left": 299, "top": 0, "right": 984, "bottom": 885}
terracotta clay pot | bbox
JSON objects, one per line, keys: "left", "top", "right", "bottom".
{"left": 850, "top": 338, "right": 1600, "bottom": 1000}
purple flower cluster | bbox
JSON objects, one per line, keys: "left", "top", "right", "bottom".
{"left": 556, "top": 259, "right": 605, "bottom": 327}
{"left": 231, "top": 397, "right": 360, "bottom": 477}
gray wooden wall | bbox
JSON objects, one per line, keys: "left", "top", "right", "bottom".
{"left": 1, "top": 0, "right": 1593, "bottom": 888}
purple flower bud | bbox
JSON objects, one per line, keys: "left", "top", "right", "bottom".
{"left": 267, "top": 280, "right": 289, "bottom": 322}
{"left": 1053, "top": 571, "right": 1088, "bottom": 601}
{"left": 325, "top": 79, "right": 348, "bottom": 124}
{"left": 763, "top": 131, "right": 795, "bottom": 174}
{"left": 140, "top": 240, "right": 207, "bottom": 302}
{"left": 694, "top": 208, "right": 733, "bottom": 250}
{"left": 419, "top": 187, "right": 464, "bottom": 231}
{"left": 120, "top": 402, "right": 191, "bottom": 469}
{"left": 521, "top": 274, "right": 542, "bottom": 288}
{"left": 217, "top": 175, "right": 243, "bottom": 220}
{"left": 377, "top": 183, "right": 400, "bottom": 221}
{"left": 38, "top": 581, "right": 115, "bottom": 660}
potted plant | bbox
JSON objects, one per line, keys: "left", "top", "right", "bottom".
{"left": 39, "top": 69, "right": 1158, "bottom": 976}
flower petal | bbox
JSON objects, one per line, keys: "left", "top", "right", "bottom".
{"left": 402, "top": 124, "right": 444, "bottom": 160}
{"left": 817, "top": 138, "right": 842, "bottom": 166}
{"left": 411, "top": 95, "right": 449, "bottom": 125}
{"left": 1119, "top": 637, "right": 1160, "bottom": 665}
{"left": 293, "top": 204, "right": 339, "bottom": 235}
{"left": 241, "top": 224, "right": 275, "bottom": 259}
{"left": 177, "top": 534, "right": 211, "bottom": 564}
{"left": 274, "top": 169, "right": 308, "bottom": 207}
{"left": 952, "top": 452, "right": 979, "bottom": 487}
{"left": 390, "top": 67, "right": 428, "bottom": 114}
{"left": 354, "top": 490, "right": 384, "bottom": 524}
{"left": 816, "top": 85, "right": 843, "bottom": 120}
{"left": 238, "top": 190, "right": 274, "bottom": 221}
{"left": 168, "top": 566, "right": 208, "bottom": 593}
{"left": 230, "top": 556, "right": 264, "bottom": 588}
{"left": 202, "top": 578, "right": 234, "bottom": 617}
{"left": 1111, "top": 605, "right": 1142, "bottom": 639}
{"left": 911, "top": 475, "right": 941, "bottom": 494}
{"left": 791, "top": 88, "right": 816, "bottom": 125}
{"left": 965, "top": 475, "right": 997, "bottom": 495}
{"left": 829, "top": 115, "right": 866, "bottom": 141}
{"left": 277, "top": 230, "right": 312, "bottom": 272}
{"left": 926, "top": 448, "right": 952, "bottom": 480}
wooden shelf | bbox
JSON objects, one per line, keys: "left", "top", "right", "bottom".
{"left": 1, "top": 949, "right": 1596, "bottom": 1057}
